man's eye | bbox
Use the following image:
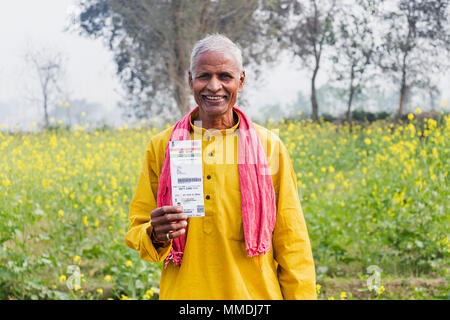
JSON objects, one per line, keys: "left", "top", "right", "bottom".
{"left": 197, "top": 74, "right": 209, "bottom": 79}
{"left": 220, "top": 74, "right": 232, "bottom": 79}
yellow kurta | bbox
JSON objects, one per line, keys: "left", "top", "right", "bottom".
{"left": 125, "top": 110, "right": 316, "bottom": 300}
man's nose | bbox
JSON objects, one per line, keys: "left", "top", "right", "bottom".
{"left": 206, "top": 75, "right": 221, "bottom": 92}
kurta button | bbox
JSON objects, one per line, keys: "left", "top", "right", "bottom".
{"left": 207, "top": 175, "right": 211, "bottom": 179}
{"left": 208, "top": 152, "right": 213, "bottom": 156}
{"left": 206, "top": 136, "right": 211, "bottom": 141}
{"left": 206, "top": 195, "right": 210, "bottom": 200}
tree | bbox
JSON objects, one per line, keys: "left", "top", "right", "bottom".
{"left": 377, "top": 0, "right": 450, "bottom": 118}
{"left": 331, "top": 0, "right": 376, "bottom": 122}
{"left": 72, "top": 0, "right": 280, "bottom": 118}
{"left": 275, "top": 0, "right": 337, "bottom": 122}
{"left": 24, "top": 47, "right": 65, "bottom": 128}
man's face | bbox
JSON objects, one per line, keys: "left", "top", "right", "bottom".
{"left": 189, "top": 50, "right": 245, "bottom": 118}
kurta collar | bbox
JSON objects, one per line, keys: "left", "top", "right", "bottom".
{"left": 189, "top": 108, "right": 240, "bottom": 136}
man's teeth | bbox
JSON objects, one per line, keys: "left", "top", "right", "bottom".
{"left": 205, "top": 96, "right": 223, "bottom": 100}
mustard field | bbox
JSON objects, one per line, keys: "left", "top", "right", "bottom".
{"left": 0, "top": 112, "right": 448, "bottom": 300}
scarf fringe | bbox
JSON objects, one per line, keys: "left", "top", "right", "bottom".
{"left": 164, "top": 251, "right": 183, "bottom": 269}
{"left": 246, "top": 246, "right": 270, "bottom": 258}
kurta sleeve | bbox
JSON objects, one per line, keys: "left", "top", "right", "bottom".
{"left": 272, "top": 141, "right": 317, "bottom": 300}
{"left": 124, "top": 140, "right": 172, "bottom": 262}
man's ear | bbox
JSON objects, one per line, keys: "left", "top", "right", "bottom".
{"left": 188, "top": 71, "right": 194, "bottom": 91}
{"left": 238, "top": 70, "right": 245, "bottom": 93}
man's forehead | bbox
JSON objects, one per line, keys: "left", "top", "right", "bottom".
{"left": 193, "top": 50, "right": 240, "bottom": 73}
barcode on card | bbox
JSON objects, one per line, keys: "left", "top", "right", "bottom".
{"left": 178, "top": 177, "right": 202, "bottom": 184}
{"left": 197, "top": 205, "right": 204, "bottom": 213}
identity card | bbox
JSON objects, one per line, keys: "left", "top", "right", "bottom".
{"left": 169, "top": 140, "right": 205, "bottom": 217}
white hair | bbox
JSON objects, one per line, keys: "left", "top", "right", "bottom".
{"left": 189, "top": 33, "right": 244, "bottom": 75}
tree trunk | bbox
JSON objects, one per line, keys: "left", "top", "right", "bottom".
{"left": 311, "top": 66, "right": 319, "bottom": 122}
{"left": 174, "top": 84, "right": 191, "bottom": 115}
{"left": 397, "top": 28, "right": 410, "bottom": 120}
{"left": 398, "top": 83, "right": 406, "bottom": 120}
{"left": 397, "top": 57, "right": 407, "bottom": 119}
{"left": 43, "top": 94, "right": 49, "bottom": 128}
{"left": 346, "top": 65, "right": 355, "bottom": 123}
{"left": 172, "top": 0, "right": 190, "bottom": 115}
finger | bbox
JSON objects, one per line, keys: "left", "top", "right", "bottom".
{"left": 162, "top": 205, "right": 183, "bottom": 214}
{"left": 151, "top": 205, "right": 182, "bottom": 218}
{"left": 164, "top": 213, "right": 188, "bottom": 223}
{"left": 155, "top": 226, "right": 185, "bottom": 242}
{"left": 150, "top": 215, "right": 164, "bottom": 229}
{"left": 167, "top": 228, "right": 186, "bottom": 240}
{"left": 151, "top": 213, "right": 187, "bottom": 230}
{"left": 160, "top": 220, "right": 188, "bottom": 233}
{"left": 153, "top": 219, "right": 187, "bottom": 240}
{"left": 155, "top": 231, "right": 170, "bottom": 242}
{"left": 151, "top": 208, "right": 164, "bottom": 219}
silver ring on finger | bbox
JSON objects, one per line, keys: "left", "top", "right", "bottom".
{"left": 166, "top": 232, "right": 171, "bottom": 241}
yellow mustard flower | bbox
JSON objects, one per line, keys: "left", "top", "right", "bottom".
{"left": 377, "top": 284, "right": 385, "bottom": 295}
{"left": 59, "top": 275, "right": 67, "bottom": 283}
{"left": 73, "top": 255, "right": 81, "bottom": 265}
{"left": 146, "top": 288, "right": 156, "bottom": 297}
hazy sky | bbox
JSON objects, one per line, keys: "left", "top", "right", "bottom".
{"left": 0, "top": 0, "right": 121, "bottom": 107}
{"left": 0, "top": 0, "right": 310, "bottom": 127}
{"left": 0, "top": 0, "right": 448, "bottom": 128}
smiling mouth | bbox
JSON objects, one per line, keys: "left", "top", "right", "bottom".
{"left": 202, "top": 95, "right": 227, "bottom": 102}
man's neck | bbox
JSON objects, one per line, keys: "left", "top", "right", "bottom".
{"left": 194, "top": 109, "right": 237, "bottom": 130}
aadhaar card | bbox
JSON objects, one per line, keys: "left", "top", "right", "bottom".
{"left": 169, "top": 140, "right": 205, "bottom": 217}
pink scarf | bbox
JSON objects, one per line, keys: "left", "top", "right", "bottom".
{"left": 157, "top": 106, "right": 276, "bottom": 267}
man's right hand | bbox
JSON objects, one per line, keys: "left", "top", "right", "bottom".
{"left": 150, "top": 205, "right": 188, "bottom": 243}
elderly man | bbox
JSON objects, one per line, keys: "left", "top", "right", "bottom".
{"left": 125, "top": 34, "right": 316, "bottom": 300}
